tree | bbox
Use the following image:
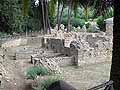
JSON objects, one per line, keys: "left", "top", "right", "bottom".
{"left": 58, "top": 0, "right": 67, "bottom": 31}
{"left": 0, "top": 0, "right": 26, "bottom": 34}
{"left": 67, "top": 0, "right": 72, "bottom": 32}
{"left": 22, "top": 0, "right": 52, "bottom": 34}
{"left": 110, "top": 0, "right": 120, "bottom": 90}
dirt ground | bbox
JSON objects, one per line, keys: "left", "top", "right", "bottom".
{"left": 0, "top": 47, "right": 111, "bottom": 90}
{"left": 62, "top": 62, "right": 111, "bottom": 90}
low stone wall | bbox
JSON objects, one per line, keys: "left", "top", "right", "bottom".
{"left": 49, "top": 56, "right": 73, "bottom": 67}
{"left": 1, "top": 37, "right": 43, "bottom": 48}
{"left": 27, "top": 37, "right": 42, "bottom": 46}
{"left": 15, "top": 47, "right": 42, "bottom": 60}
{"left": 42, "top": 37, "right": 65, "bottom": 53}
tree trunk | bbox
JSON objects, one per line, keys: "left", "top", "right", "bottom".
{"left": 67, "top": 0, "right": 72, "bottom": 32}
{"left": 40, "top": 0, "right": 46, "bottom": 34}
{"left": 45, "top": 1, "right": 51, "bottom": 34}
{"left": 45, "top": 0, "right": 48, "bottom": 34}
{"left": 57, "top": 0, "right": 60, "bottom": 25}
{"left": 84, "top": 5, "right": 88, "bottom": 22}
{"left": 58, "top": 5, "right": 64, "bottom": 31}
{"left": 110, "top": 0, "right": 120, "bottom": 90}
{"left": 47, "top": 17, "right": 51, "bottom": 34}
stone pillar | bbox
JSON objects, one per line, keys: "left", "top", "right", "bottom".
{"left": 105, "top": 17, "right": 113, "bottom": 35}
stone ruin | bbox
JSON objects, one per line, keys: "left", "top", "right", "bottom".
{"left": 1, "top": 18, "right": 113, "bottom": 73}
{"left": 42, "top": 18, "right": 113, "bottom": 66}
{"left": 31, "top": 50, "right": 62, "bottom": 74}
{"left": 0, "top": 50, "right": 6, "bottom": 89}
{"left": 41, "top": 18, "right": 113, "bottom": 66}
{"left": 42, "top": 32, "right": 112, "bottom": 66}
{"left": 70, "top": 33, "right": 112, "bottom": 66}
{"left": 105, "top": 17, "right": 113, "bottom": 36}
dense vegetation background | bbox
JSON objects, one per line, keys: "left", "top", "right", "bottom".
{"left": 0, "top": 0, "right": 113, "bottom": 35}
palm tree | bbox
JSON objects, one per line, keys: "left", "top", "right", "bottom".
{"left": 110, "top": 0, "right": 120, "bottom": 89}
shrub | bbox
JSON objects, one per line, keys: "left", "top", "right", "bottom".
{"left": 49, "top": 16, "right": 56, "bottom": 28}
{"left": 61, "top": 18, "right": 68, "bottom": 27}
{"left": 85, "top": 22, "right": 91, "bottom": 29}
{"left": 105, "top": 7, "right": 114, "bottom": 19}
{"left": 0, "top": 32, "right": 8, "bottom": 38}
{"left": 71, "top": 18, "right": 85, "bottom": 28}
{"left": 61, "top": 18, "right": 85, "bottom": 28}
{"left": 26, "top": 66, "right": 48, "bottom": 80}
{"left": 96, "top": 16, "right": 105, "bottom": 31}
{"left": 71, "top": 27, "right": 77, "bottom": 32}
{"left": 32, "top": 75, "right": 63, "bottom": 90}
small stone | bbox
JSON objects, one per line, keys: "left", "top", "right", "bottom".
{"left": 6, "top": 80, "right": 10, "bottom": 82}
{"left": 14, "top": 83, "right": 16, "bottom": 85}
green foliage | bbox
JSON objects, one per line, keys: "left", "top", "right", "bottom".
{"left": 61, "top": 18, "right": 68, "bottom": 26}
{"left": 0, "top": 0, "right": 25, "bottom": 33}
{"left": 49, "top": 16, "right": 56, "bottom": 28}
{"left": 32, "top": 75, "right": 63, "bottom": 90}
{"left": 26, "top": 66, "right": 48, "bottom": 80}
{"left": 85, "top": 22, "right": 91, "bottom": 29}
{"left": 105, "top": 7, "right": 114, "bottom": 19}
{"left": 61, "top": 17, "right": 85, "bottom": 28}
{"left": 0, "top": 0, "right": 43, "bottom": 34}
{"left": 22, "top": 0, "right": 29, "bottom": 16}
{"left": 96, "top": 16, "right": 105, "bottom": 31}
{"left": 62, "top": 7, "right": 95, "bottom": 21}
{"left": 0, "top": 32, "right": 9, "bottom": 38}
{"left": 71, "top": 27, "right": 77, "bottom": 32}
{"left": 88, "top": 8, "right": 95, "bottom": 19}
{"left": 48, "top": 0, "right": 56, "bottom": 17}
{"left": 71, "top": 18, "right": 85, "bottom": 28}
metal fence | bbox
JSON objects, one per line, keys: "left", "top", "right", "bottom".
{"left": 88, "top": 80, "right": 114, "bottom": 90}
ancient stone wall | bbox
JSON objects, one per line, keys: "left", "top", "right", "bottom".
{"left": 105, "top": 17, "right": 113, "bottom": 36}
{"left": 1, "top": 37, "right": 43, "bottom": 48}
{"left": 70, "top": 32, "right": 112, "bottom": 66}
{"left": 42, "top": 32, "right": 113, "bottom": 66}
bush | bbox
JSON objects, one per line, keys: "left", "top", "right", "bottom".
{"left": 61, "top": 18, "right": 85, "bottom": 28}
{"left": 32, "top": 75, "right": 63, "bottom": 90}
{"left": 105, "top": 7, "right": 114, "bottom": 19}
{"left": 0, "top": 32, "right": 9, "bottom": 38}
{"left": 49, "top": 16, "right": 56, "bottom": 28}
{"left": 71, "top": 27, "right": 77, "bottom": 32}
{"left": 85, "top": 22, "right": 91, "bottom": 29}
{"left": 26, "top": 66, "right": 48, "bottom": 80}
{"left": 96, "top": 16, "right": 105, "bottom": 31}
{"left": 71, "top": 18, "right": 85, "bottom": 28}
{"left": 61, "top": 18, "right": 68, "bottom": 27}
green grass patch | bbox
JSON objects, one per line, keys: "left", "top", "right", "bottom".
{"left": 26, "top": 66, "right": 49, "bottom": 80}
